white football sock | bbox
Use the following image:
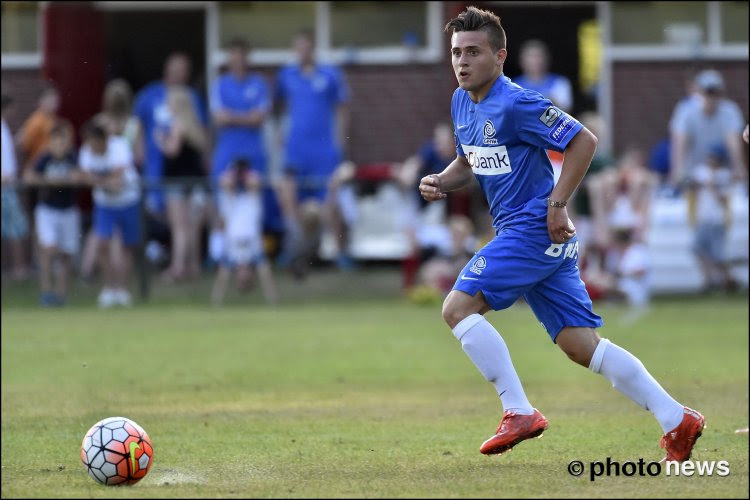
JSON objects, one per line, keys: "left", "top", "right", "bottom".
{"left": 452, "top": 314, "right": 534, "bottom": 415}
{"left": 589, "top": 339, "right": 684, "bottom": 433}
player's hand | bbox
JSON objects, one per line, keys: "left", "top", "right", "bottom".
{"left": 419, "top": 174, "right": 446, "bottom": 201}
{"left": 547, "top": 206, "right": 576, "bottom": 244}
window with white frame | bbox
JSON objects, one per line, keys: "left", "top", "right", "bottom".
{"left": 212, "top": 1, "right": 441, "bottom": 67}
{"left": 611, "top": 1, "right": 708, "bottom": 45}
{"left": 330, "top": 1, "right": 426, "bottom": 48}
{"left": 219, "top": 1, "right": 316, "bottom": 49}
{"left": 1, "top": 1, "right": 42, "bottom": 68}
{"left": 720, "top": 1, "right": 749, "bottom": 44}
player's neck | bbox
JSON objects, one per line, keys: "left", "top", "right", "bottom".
{"left": 468, "top": 72, "right": 502, "bottom": 103}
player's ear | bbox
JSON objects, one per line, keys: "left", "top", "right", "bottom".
{"left": 496, "top": 48, "right": 507, "bottom": 66}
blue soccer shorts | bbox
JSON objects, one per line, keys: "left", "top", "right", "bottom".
{"left": 93, "top": 202, "right": 142, "bottom": 247}
{"left": 452, "top": 227, "right": 603, "bottom": 342}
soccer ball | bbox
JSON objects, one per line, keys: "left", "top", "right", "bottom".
{"left": 80, "top": 417, "right": 154, "bottom": 485}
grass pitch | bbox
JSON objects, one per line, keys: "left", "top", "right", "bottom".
{"left": 1, "top": 270, "right": 748, "bottom": 498}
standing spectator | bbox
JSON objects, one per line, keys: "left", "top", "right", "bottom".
{"left": 688, "top": 143, "right": 736, "bottom": 292}
{"left": 16, "top": 85, "right": 61, "bottom": 171}
{"left": 134, "top": 52, "right": 207, "bottom": 218}
{"left": 1, "top": 94, "right": 30, "bottom": 280}
{"left": 275, "top": 29, "right": 351, "bottom": 277}
{"left": 23, "top": 122, "right": 81, "bottom": 306}
{"left": 81, "top": 79, "right": 144, "bottom": 281}
{"left": 211, "top": 158, "right": 277, "bottom": 306}
{"left": 78, "top": 119, "right": 141, "bottom": 308}
{"left": 513, "top": 39, "right": 573, "bottom": 113}
{"left": 155, "top": 85, "right": 209, "bottom": 282}
{"left": 396, "top": 122, "right": 457, "bottom": 288}
{"left": 209, "top": 37, "right": 276, "bottom": 269}
{"left": 670, "top": 69, "right": 746, "bottom": 188}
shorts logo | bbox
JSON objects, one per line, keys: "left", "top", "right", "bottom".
{"left": 483, "top": 120, "right": 498, "bottom": 145}
{"left": 539, "top": 106, "right": 561, "bottom": 127}
{"left": 470, "top": 256, "right": 486, "bottom": 275}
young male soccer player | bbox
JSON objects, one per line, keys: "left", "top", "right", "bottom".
{"left": 419, "top": 6, "right": 704, "bottom": 462}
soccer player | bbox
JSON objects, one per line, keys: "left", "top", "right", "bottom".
{"left": 420, "top": 7, "right": 704, "bottom": 462}
{"left": 275, "top": 29, "right": 352, "bottom": 276}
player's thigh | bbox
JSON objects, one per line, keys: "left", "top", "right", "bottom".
{"left": 452, "top": 231, "right": 554, "bottom": 312}
{"left": 525, "top": 253, "right": 604, "bottom": 343}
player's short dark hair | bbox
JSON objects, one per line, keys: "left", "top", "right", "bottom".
{"left": 444, "top": 6, "right": 506, "bottom": 52}
{"left": 226, "top": 36, "right": 250, "bottom": 52}
{"left": 82, "top": 118, "right": 107, "bottom": 141}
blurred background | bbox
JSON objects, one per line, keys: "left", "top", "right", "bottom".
{"left": 1, "top": 1, "right": 748, "bottom": 308}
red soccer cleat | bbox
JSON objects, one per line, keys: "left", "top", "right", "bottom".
{"left": 479, "top": 408, "right": 549, "bottom": 455}
{"left": 660, "top": 406, "right": 706, "bottom": 462}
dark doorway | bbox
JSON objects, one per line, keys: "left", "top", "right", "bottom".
{"left": 102, "top": 9, "right": 206, "bottom": 97}
{"left": 478, "top": 3, "right": 598, "bottom": 114}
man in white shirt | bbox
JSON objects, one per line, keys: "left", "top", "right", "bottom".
{"left": 79, "top": 119, "right": 141, "bottom": 307}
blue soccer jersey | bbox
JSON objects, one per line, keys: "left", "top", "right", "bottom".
{"left": 276, "top": 63, "right": 349, "bottom": 199}
{"left": 210, "top": 72, "right": 271, "bottom": 178}
{"left": 452, "top": 74, "right": 581, "bottom": 235}
{"left": 450, "top": 74, "right": 602, "bottom": 342}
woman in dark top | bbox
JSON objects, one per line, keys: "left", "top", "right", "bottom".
{"left": 155, "top": 86, "right": 208, "bottom": 282}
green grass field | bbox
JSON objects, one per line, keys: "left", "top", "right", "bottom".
{"left": 1, "top": 269, "right": 748, "bottom": 498}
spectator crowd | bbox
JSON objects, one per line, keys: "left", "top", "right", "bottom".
{"left": 1, "top": 33, "right": 748, "bottom": 309}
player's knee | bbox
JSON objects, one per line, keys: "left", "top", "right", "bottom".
{"left": 441, "top": 297, "right": 469, "bottom": 330}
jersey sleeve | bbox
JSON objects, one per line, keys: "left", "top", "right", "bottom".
{"left": 255, "top": 78, "right": 272, "bottom": 113}
{"left": 209, "top": 78, "right": 224, "bottom": 114}
{"left": 274, "top": 68, "right": 288, "bottom": 105}
{"left": 512, "top": 91, "right": 582, "bottom": 152}
{"left": 331, "top": 66, "right": 350, "bottom": 104}
{"left": 191, "top": 90, "right": 209, "bottom": 126}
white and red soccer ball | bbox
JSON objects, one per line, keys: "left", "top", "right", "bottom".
{"left": 80, "top": 417, "right": 153, "bottom": 485}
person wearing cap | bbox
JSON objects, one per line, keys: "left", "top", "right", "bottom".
{"left": 670, "top": 69, "right": 746, "bottom": 189}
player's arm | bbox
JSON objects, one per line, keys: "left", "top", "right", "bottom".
{"left": 547, "top": 127, "right": 598, "bottom": 243}
{"left": 418, "top": 155, "right": 473, "bottom": 201}
{"left": 725, "top": 132, "right": 746, "bottom": 182}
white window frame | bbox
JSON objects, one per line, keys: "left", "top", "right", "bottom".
{"left": 1, "top": 1, "right": 46, "bottom": 70}
{"left": 598, "top": 1, "right": 749, "bottom": 154}
{"left": 209, "top": 1, "right": 443, "bottom": 73}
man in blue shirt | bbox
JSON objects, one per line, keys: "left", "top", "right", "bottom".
{"left": 513, "top": 39, "right": 573, "bottom": 113}
{"left": 420, "top": 6, "right": 703, "bottom": 462}
{"left": 209, "top": 37, "right": 282, "bottom": 254}
{"left": 134, "top": 52, "right": 208, "bottom": 216}
{"left": 275, "top": 30, "right": 352, "bottom": 276}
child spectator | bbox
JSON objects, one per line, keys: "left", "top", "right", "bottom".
{"left": 688, "top": 143, "right": 737, "bottom": 292}
{"left": 78, "top": 119, "right": 141, "bottom": 308}
{"left": 17, "top": 85, "right": 61, "bottom": 171}
{"left": 24, "top": 121, "right": 81, "bottom": 306}
{"left": 211, "top": 158, "right": 277, "bottom": 306}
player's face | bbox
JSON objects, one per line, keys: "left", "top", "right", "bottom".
{"left": 165, "top": 56, "right": 190, "bottom": 85}
{"left": 451, "top": 31, "right": 505, "bottom": 99}
{"left": 228, "top": 48, "right": 247, "bottom": 73}
{"left": 294, "top": 35, "right": 314, "bottom": 64}
{"left": 520, "top": 46, "right": 546, "bottom": 75}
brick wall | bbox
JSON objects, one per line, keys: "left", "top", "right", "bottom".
{"left": 612, "top": 60, "right": 749, "bottom": 156}
{"left": 1, "top": 69, "right": 50, "bottom": 133}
